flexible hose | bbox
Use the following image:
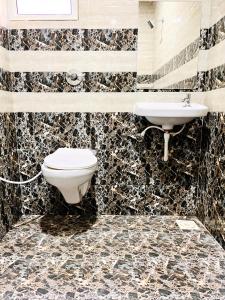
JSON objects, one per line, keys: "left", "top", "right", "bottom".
{"left": 171, "top": 125, "right": 186, "bottom": 136}
{"left": 0, "top": 171, "right": 42, "bottom": 185}
{"left": 141, "top": 125, "right": 165, "bottom": 137}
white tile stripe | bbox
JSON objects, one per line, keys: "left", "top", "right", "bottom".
{"left": 207, "top": 40, "right": 225, "bottom": 71}
{"left": 0, "top": 91, "right": 205, "bottom": 112}
{"left": 196, "top": 40, "right": 225, "bottom": 72}
{"left": 206, "top": 88, "right": 225, "bottom": 112}
{"left": 6, "top": 51, "right": 137, "bottom": 72}
{"left": 0, "top": 46, "right": 8, "bottom": 69}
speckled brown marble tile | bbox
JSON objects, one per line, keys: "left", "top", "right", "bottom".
{"left": 12, "top": 113, "right": 204, "bottom": 218}
{"left": 0, "top": 27, "right": 8, "bottom": 49}
{"left": 0, "top": 114, "right": 22, "bottom": 239}
{"left": 209, "top": 64, "right": 225, "bottom": 90}
{"left": 6, "top": 28, "right": 137, "bottom": 51}
{"left": 0, "top": 215, "right": 224, "bottom": 300}
{"left": 198, "top": 64, "right": 225, "bottom": 92}
{"left": 14, "top": 113, "right": 95, "bottom": 215}
{"left": 209, "top": 15, "right": 225, "bottom": 49}
{"left": 8, "top": 72, "right": 136, "bottom": 93}
{"left": 87, "top": 72, "right": 137, "bottom": 92}
{"left": 196, "top": 113, "right": 225, "bottom": 248}
{"left": 200, "top": 28, "right": 212, "bottom": 50}
{"left": 0, "top": 68, "right": 10, "bottom": 91}
{"left": 87, "top": 29, "right": 138, "bottom": 51}
{"left": 10, "top": 72, "right": 87, "bottom": 93}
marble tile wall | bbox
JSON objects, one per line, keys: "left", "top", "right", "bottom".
{"left": 3, "top": 28, "right": 138, "bottom": 51}
{"left": 199, "top": 12, "right": 225, "bottom": 92}
{"left": 0, "top": 68, "right": 10, "bottom": 91}
{"left": 0, "top": 114, "right": 21, "bottom": 239}
{"left": 0, "top": 27, "right": 8, "bottom": 49}
{"left": 0, "top": 27, "right": 138, "bottom": 93}
{"left": 11, "top": 112, "right": 203, "bottom": 218}
{"left": 199, "top": 59, "right": 225, "bottom": 94}
{"left": 0, "top": 26, "right": 201, "bottom": 93}
{"left": 197, "top": 113, "right": 225, "bottom": 248}
{"left": 200, "top": 28, "right": 212, "bottom": 50}
{"left": 0, "top": 27, "right": 4, "bottom": 48}
{"left": 207, "top": 64, "right": 225, "bottom": 91}
{"left": 137, "top": 74, "right": 156, "bottom": 84}
{"left": 0, "top": 27, "right": 8, "bottom": 91}
{"left": 1, "top": 112, "right": 224, "bottom": 247}
{"left": 4, "top": 71, "right": 205, "bottom": 93}
{"left": 0, "top": 111, "right": 224, "bottom": 248}
{"left": 0, "top": 27, "right": 21, "bottom": 239}
{"left": 200, "top": 14, "right": 225, "bottom": 50}
{"left": 8, "top": 72, "right": 137, "bottom": 93}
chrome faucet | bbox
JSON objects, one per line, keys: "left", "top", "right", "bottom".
{"left": 182, "top": 93, "right": 191, "bottom": 107}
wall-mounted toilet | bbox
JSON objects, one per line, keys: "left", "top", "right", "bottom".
{"left": 41, "top": 148, "right": 97, "bottom": 204}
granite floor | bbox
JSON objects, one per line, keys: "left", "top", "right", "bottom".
{"left": 0, "top": 215, "right": 224, "bottom": 300}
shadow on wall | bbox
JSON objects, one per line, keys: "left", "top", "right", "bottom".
{"left": 39, "top": 214, "right": 97, "bottom": 237}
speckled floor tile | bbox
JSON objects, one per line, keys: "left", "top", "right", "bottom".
{"left": 0, "top": 215, "right": 224, "bottom": 300}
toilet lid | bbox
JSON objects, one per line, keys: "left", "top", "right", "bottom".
{"left": 44, "top": 148, "right": 97, "bottom": 170}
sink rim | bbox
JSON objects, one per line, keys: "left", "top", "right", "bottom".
{"left": 134, "top": 102, "right": 209, "bottom": 118}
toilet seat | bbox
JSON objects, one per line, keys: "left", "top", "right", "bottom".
{"left": 42, "top": 148, "right": 98, "bottom": 204}
{"left": 44, "top": 148, "right": 97, "bottom": 170}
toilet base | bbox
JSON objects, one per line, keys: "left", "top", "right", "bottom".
{"left": 41, "top": 164, "right": 96, "bottom": 204}
{"left": 58, "top": 181, "right": 91, "bottom": 204}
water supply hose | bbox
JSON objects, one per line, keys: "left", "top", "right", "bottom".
{"left": 140, "top": 125, "right": 165, "bottom": 137}
{"left": 171, "top": 124, "right": 186, "bottom": 136}
{"left": 0, "top": 171, "right": 42, "bottom": 185}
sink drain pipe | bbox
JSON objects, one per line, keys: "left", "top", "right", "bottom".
{"left": 141, "top": 125, "right": 186, "bottom": 161}
{"left": 163, "top": 132, "right": 170, "bottom": 161}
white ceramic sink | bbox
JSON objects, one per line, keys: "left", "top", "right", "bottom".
{"left": 134, "top": 102, "right": 208, "bottom": 130}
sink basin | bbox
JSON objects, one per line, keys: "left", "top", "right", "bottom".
{"left": 134, "top": 102, "right": 208, "bottom": 130}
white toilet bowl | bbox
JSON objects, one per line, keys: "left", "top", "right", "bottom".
{"left": 41, "top": 148, "right": 97, "bottom": 204}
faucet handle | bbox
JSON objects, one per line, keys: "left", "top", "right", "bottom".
{"left": 182, "top": 93, "right": 191, "bottom": 107}
{"left": 182, "top": 93, "right": 191, "bottom": 100}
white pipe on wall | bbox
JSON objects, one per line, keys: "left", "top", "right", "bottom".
{"left": 163, "top": 132, "right": 170, "bottom": 161}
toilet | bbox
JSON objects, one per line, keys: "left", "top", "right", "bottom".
{"left": 41, "top": 148, "right": 97, "bottom": 204}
